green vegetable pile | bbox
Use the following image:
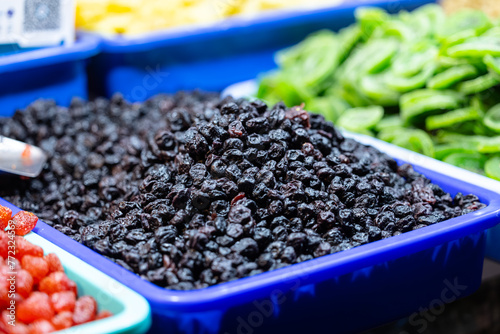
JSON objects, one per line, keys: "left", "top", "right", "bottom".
{"left": 257, "top": 4, "right": 500, "bottom": 180}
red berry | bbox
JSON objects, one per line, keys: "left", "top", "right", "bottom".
{"left": 0, "top": 310, "right": 11, "bottom": 332}
{"left": 14, "top": 237, "right": 43, "bottom": 259}
{"left": 13, "top": 212, "right": 38, "bottom": 236}
{"left": 0, "top": 206, "right": 12, "bottom": 230}
{"left": 28, "top": 319, "right": 55, "bottom": 334}
{"left": 44, "top": 254, "right": 63, "bottom": 273}
{"left": 0, "top": 231, "right": 8, "bottom": 259}
{"left": 3, "top": 315, "right": 29, "bottom": 334}
{"left": 72, "top": 296, "right": 97, "bottom": 325}
{"left": 51, "top": 311, "right": 73, "bottom": 331}
{"left": 95, "top": 310, "right": 113, "bottom": 320}
{"left": 16, "top": 269, "right": 34, "bottom": 299}
{"left": 51, "top": 313, "right": 72, "bottom": 331}
{"left": 18, "top": 292, "right": 54, "bottom": 324}
{"left": 39, "top": 272, "right": 77, "bottom": 296}
{"left": 8, "top": 324, "right": 30, "bottom": 334}
{"left": 21, "top": 256, "right": 48, "bottom": 284}
{"left": 0, "top": 279, "right": 9, "bottom": 309}
{"left": 50, "top": 291, "right": 76, "bottom": 313}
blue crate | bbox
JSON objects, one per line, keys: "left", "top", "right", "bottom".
{"left": 2, "top": 130, "right": 499, "bottom": 334}
{"left": 0, "top": 34, "right": 100, "bottom": 117}
{"left": 85, "top": 0, "right": 435, "bottom": 102}
{"left": 487, "top": 226, "right": 500, "bottom": 262}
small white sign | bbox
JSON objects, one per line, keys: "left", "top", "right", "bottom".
{"left": 0, "top": 0, "right": 75, "bottom": 49}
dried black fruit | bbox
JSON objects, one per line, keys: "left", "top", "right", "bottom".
{"left": 0, "top": 93, "right": 484, "bottom": 291}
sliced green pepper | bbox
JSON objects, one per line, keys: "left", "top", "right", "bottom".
{"left": 373, "top": 20, "right": 414, "bottom": 41}
{"left": 337, "top": 106, "right": 384, "bottom": 132}
{"left": 360, "top": 74, "right": 400, "bottom": 106}
{"left": 447, "top": 36, "right": 500, "bottom": 58}
{"left": 485, "top": 156, "right": 500, "bottom": 180}
{"left": 391, "top": 129, "right": 435, "bottom": 157}
{"left": 349, "top": 38, "right": 399, "bottom": 76}
{"left": 435, "top": 130, "right": 479, "bottom": 144}
{"left": 392, "top": 44, "right": 438, "bottom": 77}
{"left": 378, "top": 127, "right": 407, "bottom": 142}
{"left": 306, "top": 96, "right": 349, "bottom": 122}
{"left": 411, "top": 4, "right": 445, "bottom": 37}
{"left": 458, "top": 72, "right": 500, "bottom": 95}
{"left": 375, "top": 115, "right": 404, "bottom": 132}
{"left": 355, "top": 7, "right": 390, "bottom": 40}
{"left": 385, "top": 64, "right": 436, "bottom": 93}
{"left": 338, "top": 25, "right": 362, "bottom": 62}
{"left": 443, "top": 152, "right": 487, "bottom": 174}
{"left": 434, "top": 143, "right": 478, "bottom": 160}
{"left": 427, "top": 65, "right": 479, "bottom": 89}
{"left": 481, "top": 26, "right": 500, "bottom": 38}
{"left": 477, "top": 136, "right": 500, "bottom": 153}
{"left": 400, "top": 89, "right": 464, "bottom": 124}
{"left": 437, "top": 10, "right": 492, "bottom": 45}
{"left": 484, "top": 54, "right": 500, "bottom": 75}
{"left": 484, "top": 103, "right": 500, "bottom": 133}
{"left": 425, "top": 106, "right": 483, "bottom": 130}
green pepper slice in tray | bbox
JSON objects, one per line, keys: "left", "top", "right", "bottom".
{"left": 257, "top": 72, "right": 312, "bottom": 107}
{"left": 447, "top": 36, "right": 500, "bottom": 58}
{"left": 482, "top": 27, "right": 500, "bottom": 39}
{"left": 399, "top": 4, "right": 445, "bottom": 39}
{"left": 276, "top": 30, "right": 336, "bottom": 69}
{"left": 360, "top": 74, "right": 400, "bottom": 106}
{"left": 338, "top": 25, "right": 363, "bottom": 63}
{"left": 392, "top": 44, "right": 438, "bottom": 78}
{"left": 427, "top": 64, "right": 479, "bottom": 89}
{"left": 434, "top": 143, "right": 478, "bottom": 160}
{"left": 386, "top": 64, "right": 436, "bottom": 93}
{"left": 400, "top": 89, "right": 464, "bottom": 124}
{"left": 339, "top": 38, "right": 399, "bottom": 85}
{"left": 390, "top": 129, "right": 435, "bottom": 158}
{"left": 375, "top": 115, "right": 404, "bottom": 132}
{"left": 484, "top": 54, "right": 500, "bottom": 75}
{"left": 377, "top": 128, "right": 434, "bottom": 157}
{"left": 377, "top": 127, "right": 407, "bottom": 143}
{"left": 372, "top": 20, "right": 414, "bottom": 41}
{"left": 477, "top": 136, "right": 500, "bottom": 153}
{"left": 443, "top": 152, "right": 487, "bottom": 174}
{"left": 437, "top": 10, "right": 492, "bottom": 45}
{"left": 484, "top": 103, "right": 500, "bottom": 133}
{"left": 337, "top": 106, "right": 384, "bottom": 132}
{"left": 458, "top": 72, "right": 500, "bottom": 95}
{"left": 275, "top": 31, "right": 342, "bottom": 91}
{"left": 306, "top": 96, "right": 349, "bottom": 122}
{"left": 434, "top": 131, "right": 500, "bottom": 153}
{"left": 485, "top": 156, "right": 500, "bottom": 180}
{"left": 355, "top": 7, "right": 390, "bottom": 40}
{"left": 425, "top": 106, "right": 483, "bottom": 130}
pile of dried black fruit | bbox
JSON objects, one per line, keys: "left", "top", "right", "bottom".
{"left": 0, "top": 93, "right": 486, "bottom": 290}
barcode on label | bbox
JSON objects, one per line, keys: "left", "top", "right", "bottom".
{"left": 23, "top": 0, "right": 61, "bottom": 32}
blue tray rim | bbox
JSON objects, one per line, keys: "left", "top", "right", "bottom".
{"left": 0, "top": 33, "right": 101, "bottom": 74}
{"left": 87, "top": 0, "right": 436, "bottom": 53}
{"left": 3, "top": 138, "right": 499, "bottom": 312}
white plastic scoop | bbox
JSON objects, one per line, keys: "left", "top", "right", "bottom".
{"left": 0, "top": 136, "right": 47, "bottom": 177}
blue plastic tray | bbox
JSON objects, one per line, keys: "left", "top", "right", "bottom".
{"left": 3, "top": 230, "right": 152, "bottom": 334}
{"left": 487, "top": 225, "right": 500, "bottom": 262}
{"left": 2, "top": 131, "right": 499, "bottom": 334}
{"left": 85, "top": 0, "right": 435, "bottom": 102}
{"left": 0, "top": 34, "right": 100, "bottom": 117}
{"left": 225, "top": 80, "right": 500, "bottom": 263}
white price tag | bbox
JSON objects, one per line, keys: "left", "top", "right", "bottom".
{"left": 0, "top": 0, "right": 75, "bottom": 49}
